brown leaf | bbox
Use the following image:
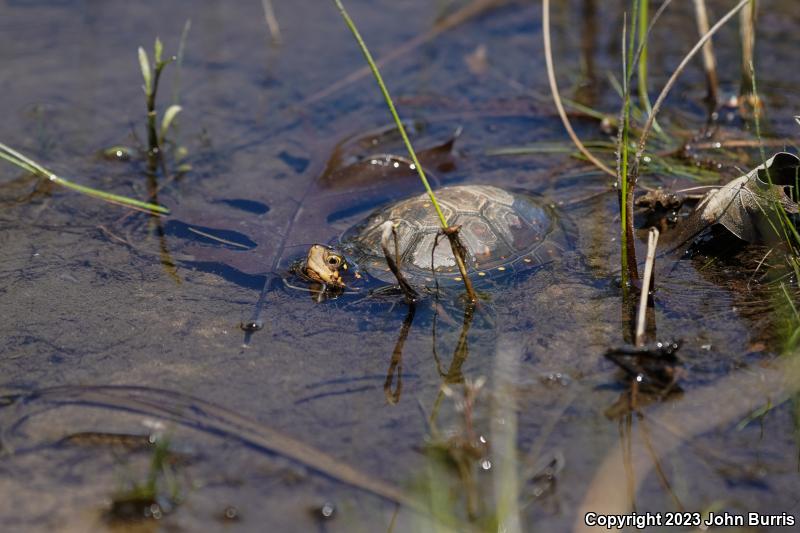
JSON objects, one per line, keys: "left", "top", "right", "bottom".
{"left": 670, "top": 152, "right": 800, "bottom": 247}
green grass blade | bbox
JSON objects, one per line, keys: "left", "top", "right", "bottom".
{"left": 331, "top": 0, "right": 448, "bottom": 229}
{"left": 138, "top": 46, "right": 151, "bottom": 95}
{"left": 0, "top": 142, "right": 169, "bottom": 215}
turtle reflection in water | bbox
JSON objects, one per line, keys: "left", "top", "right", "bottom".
{"left": 299, "top": 184, "right": 569, "bottom": 294}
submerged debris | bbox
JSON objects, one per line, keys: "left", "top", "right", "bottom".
{"left": 635, "top": 188, "right": 684, "bottom": 212}
{"left": 524, "top": 450, "right": 565, "bottom": 502}
{"left": 221, "top": 505, "right": 240, "bottom": 522}
{"left": 605, "top": 340, "right": 684, "bottom": 393}
{"left": 104, "top": 435, "right": 184, "bottom": 524}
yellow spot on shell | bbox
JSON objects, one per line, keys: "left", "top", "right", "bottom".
{"left": 477, "top": 272, "right": 486, "bottom": 277}
{"left": 523, "top": 258, "right": 532, "bottom": 263}
{"left": 454, "top": 277, "right": 462, "bottom": 282}
{"left": 497, "top": 266, "right": 506, "bottom": 271}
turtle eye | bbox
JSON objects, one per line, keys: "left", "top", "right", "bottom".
{"left": 327, "top": 255, "right": 342, "bottom": 267}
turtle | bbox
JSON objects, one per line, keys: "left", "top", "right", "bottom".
{"left": 157, "top": 122, "right": 570, "bottom": 334}
{"left": 162, "top": 121, "right": 456, "bottom": 284}
{"left": 299, "top": 184, "right": 570, "bottom": 291}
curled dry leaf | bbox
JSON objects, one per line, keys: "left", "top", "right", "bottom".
{"left": 670, "top": 152, "right": 800, "bottom": 248}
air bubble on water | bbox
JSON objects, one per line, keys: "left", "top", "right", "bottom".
{"left": 320, "top": 502, "right": 335, "bottom": 519}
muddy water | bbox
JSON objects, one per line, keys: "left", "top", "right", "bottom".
{"left": 1, "top": 0, "right": 799, "bottom": 531}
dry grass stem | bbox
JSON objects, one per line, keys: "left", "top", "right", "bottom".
{"left": 261, "top": 0, "right": 282, "bottom": 44}
{"left": 635, "top": 228, "right": 659, "bottom": 347}
{"left": 543, "top": 0, "right": 615, "bottom": 178}
{"left": 692, "top": 0, "right": 719, "bottom": 111}
{"left": 739, "top": 0, "right": 760, "bottom": 109}
{"left": 635, "top": 0, "right": 750, "bottom": 165}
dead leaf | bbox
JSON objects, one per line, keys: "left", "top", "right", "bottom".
{"left": 670, "top": 152, "right": 800, "bottom": 248}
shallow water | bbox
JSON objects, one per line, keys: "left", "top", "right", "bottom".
{"left": 1, "top": 0, "right": 800, "bottom": 531}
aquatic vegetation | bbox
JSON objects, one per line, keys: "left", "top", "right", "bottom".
{"left": 332, "top": 0, "right": 477, "bottom": 302}
{"left": 107, "top": 434, "right": 183, "bottom": 522}
{"left": 0, "top": 141, "right": 168, "bottom": 214}
{"left": 138, "top": 37, "right": 183, "bottom": 174}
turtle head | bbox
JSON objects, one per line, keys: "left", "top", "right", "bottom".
{"left": 303, "top": 244, "right": 350, "bottom": 288}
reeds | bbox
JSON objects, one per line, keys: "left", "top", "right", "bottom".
{"left": 693, "top": 0, "right": 720, "bottom": 114}
{"left": 739, "top": 0, "right": 760, "bottom": 112}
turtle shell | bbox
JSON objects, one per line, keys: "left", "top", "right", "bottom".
{"left": 340, "top": 185, "right": 568, "bottom": 284}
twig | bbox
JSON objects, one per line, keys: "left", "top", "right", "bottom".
{"left": 492, "top": 338, "right": 522, "bottom": 533}
{"left": 689, "top": 138, "right": 793, "bottom": 150}
{"left": 380, "top": 221, "right": 419, "bottom": 304}
{"left": 692, "top": 0, "right": 720, "bottom": 115}
{"left": 542, "top": 0, "right": 615, "bottom": 178}
{"left": 635, "top": 228, "right": 659, "bottom": 347}
{"left": 747, "top": 247, "right": 773, "bottom": 290}
{"left": 172, "top": 19, "right": 192, "bottom": 106}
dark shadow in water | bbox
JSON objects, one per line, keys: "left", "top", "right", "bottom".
{"left": 164, "top": 220, "right": 258, "bottom": 250}
{"left": 429, "top": 302, "right": 476, "bottom": 423}
{"left": 384, "top": 304, "right": 416, "bottom": 405}
{"left": 212, "top": 198, "right": 270, "bottom": 215}
{"left": 432, "top": 302, "right": 475, "bottom": 385}
{"left": 145, "top": 161, "right": 180, "bottom": 284}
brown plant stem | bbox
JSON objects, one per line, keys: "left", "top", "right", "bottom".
{"left": 543, "top": 0, "right": 615, "bottom": 178}
{"left": 739, "top": 0, "right": 759, "bottom": 109}
{"left": 634, "top": 0, "right": 750, "bottom": 172}
{"left": 692, "top": 0, "right": 720, "bottom": 116}
{"left": 380, "top": 221, "right": 420, "bottom": 304}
